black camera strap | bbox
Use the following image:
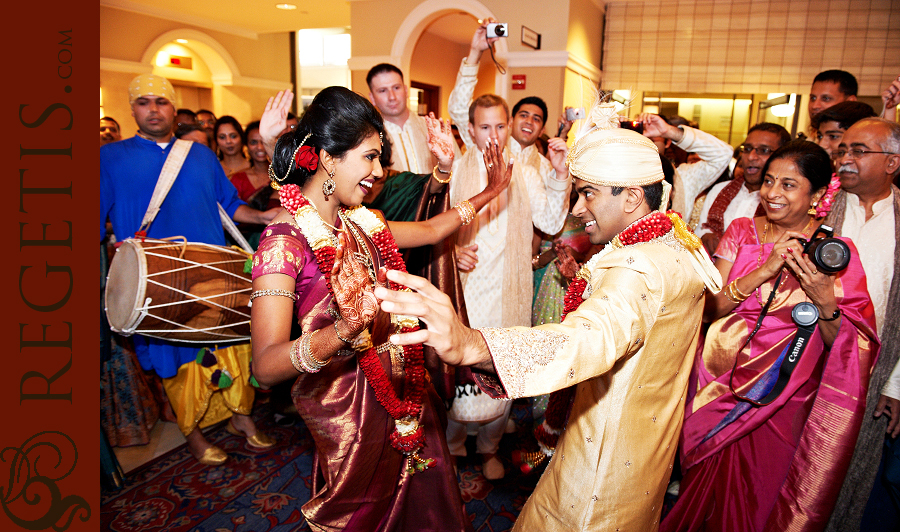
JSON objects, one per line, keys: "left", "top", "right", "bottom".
{"left": 729, "top": 272, "right": 818, "bottom": 407}
{"left": 756, "top": 304, "right": 817, "bottom": 405}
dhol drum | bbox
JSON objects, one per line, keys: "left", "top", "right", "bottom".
{"left": 105, "top": 238, "right": 253, "bottom": 343}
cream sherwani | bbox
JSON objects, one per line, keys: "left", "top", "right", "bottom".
{"left": 475, "top": 235, "right": 707, "bottom": 531}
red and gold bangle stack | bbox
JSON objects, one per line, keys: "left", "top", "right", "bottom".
{"left": 724, "top": 277, "right": 751, "bottom": 304}
{"left": 454, "top": 200, "right": 476, "bottom": 225}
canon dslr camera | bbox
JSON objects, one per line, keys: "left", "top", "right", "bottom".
{"left": 799, "top": 225, "right": 850, "bottom": 274}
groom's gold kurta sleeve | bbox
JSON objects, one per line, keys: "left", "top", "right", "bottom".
{"left": 474, "top": 241, "right": 707, "bottom": 532}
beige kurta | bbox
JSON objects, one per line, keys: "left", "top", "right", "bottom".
{"left": 476, "top": 235, "right": 707, "bottom": 531}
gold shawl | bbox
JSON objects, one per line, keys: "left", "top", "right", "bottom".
{"left": 451, "top": 147, "right": 534, "bottom": 327}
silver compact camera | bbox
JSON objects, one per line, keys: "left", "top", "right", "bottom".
{"left": 486, "top": 23, "right": 508, "bottom": 38}
{"left": 566, "top": 107, "right": 586, "bottom": 121}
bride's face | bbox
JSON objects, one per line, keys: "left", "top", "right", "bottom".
{"left": 331, "top": 132, "right": 384, "bottom": 207}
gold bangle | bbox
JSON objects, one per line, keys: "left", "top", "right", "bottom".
{"left": 432, "top": 164, "right": 452, "bottom": 184}
{"left": 724, "top": 279, "right": 749, "bottom": 304}
{"left": 731, "top": 277, "right": 752, "bottom": 300}
{"left": 454, "top": 200, "right": 476, "bottom": 225}
{"left": 301, "top": 330, "right": 329, "bottom": 372}
{"left": 334, "top": 320, "right": 355, "bottom": 344}
{"left": 289, "top": 337, "right": 304, "bottom": 373}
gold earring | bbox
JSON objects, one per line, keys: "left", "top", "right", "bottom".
{"left": 323, "top": 168, "right": 336, "bottom": 196}
{"left": 807, "top": 202, "right": 817, "bottom": 216}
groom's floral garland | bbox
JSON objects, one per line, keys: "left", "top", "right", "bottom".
{"left": 534, "top": 211, "right": 676, "bottom": 457}
{"left": 279, "top": 184, "right": 433, "bottom": 472}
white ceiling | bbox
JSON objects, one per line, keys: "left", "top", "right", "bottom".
{"left": 103, "top": 0, "right": 615, "bottom": 44}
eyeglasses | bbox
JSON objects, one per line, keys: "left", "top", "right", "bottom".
{"left": 198, "top": 120, "right": 215, "bottom": 127}
{"left": 832, "top": 148, "right": 899, "bottom": 159}
{"left": 738, "top": 144, "right": 774, "bottom": 156}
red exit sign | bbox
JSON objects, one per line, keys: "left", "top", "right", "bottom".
{"left": 512, "top": 74, "right": 526, "bottom": 90}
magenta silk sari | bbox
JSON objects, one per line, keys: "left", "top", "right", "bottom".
{"left": 252, "top": 220, "right": 471, "bottom": 532}
{"left": 661, "top": 217, "right": 879, "bottom": 532}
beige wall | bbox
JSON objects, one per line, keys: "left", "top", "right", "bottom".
{"left": 409, "top": 31, "right": 470, "bottom": 120}
{"left": 349, "top": 0, "right": 603, "bottom": 136}
{"left": 100, "top": 6, "right": 291, "bottom": 137}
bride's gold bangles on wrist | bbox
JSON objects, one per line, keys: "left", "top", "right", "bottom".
{"left": 454, "top": 200, "right": 476, "bottom": 225}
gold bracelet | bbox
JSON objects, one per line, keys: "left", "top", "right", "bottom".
{"left": 289, "top": 337, "right": 304, "bottom": 373}
{"left": 731, "top": 277, "right": 752, "bottom": 300}
{"left": 249, "top": 289, "right": 299, "bottom": 303}
{"left": 724, "top": 279, "right": 749, "bottom": 304}
{"left": 432, "top": 164, "right": 452, "bottom": 184}
{"left": 334, "top": 320, "right": 355, "bottom": 344}
{"left": 454, "top": 200, "right": 476, "bottom": 225}
{"left": 300, "top": 330, "right": 329, "bottom": 373}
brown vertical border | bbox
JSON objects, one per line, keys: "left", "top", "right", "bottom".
{"left": 3, "top": 1, "right": 99, "bottom": 530}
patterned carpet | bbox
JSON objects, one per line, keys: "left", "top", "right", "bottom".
{"left": 101, "top": 398, "right": 543, "bottom": 532}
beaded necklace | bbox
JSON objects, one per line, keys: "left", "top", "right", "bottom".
{"left": 279, "top": 184, "right": 434, "bottom": 473}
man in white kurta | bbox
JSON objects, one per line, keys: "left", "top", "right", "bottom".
{"left": 823, "top": 117, "right": 900, "bottom": 532}
{"left": 448, "top": 21, "right": 560, "bottom": 186}
{"left": 446, "top": 91, "right": 568, "bottom": 478}
{"left": 367, "top": 63, "right": 461, "bottom": 174}
{"left": 374, "top": 105, "right": 722, "bottom": 531}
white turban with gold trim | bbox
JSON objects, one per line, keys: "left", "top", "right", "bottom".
{"left": 566, "top": 100, "right": 721, "bottom": 293}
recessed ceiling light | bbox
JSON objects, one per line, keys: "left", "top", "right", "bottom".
{"left": 276, "top": 3, "right": 297, "bottom": 9}
{"left": 176, "top": 39, "right": 188, "bottom": 43}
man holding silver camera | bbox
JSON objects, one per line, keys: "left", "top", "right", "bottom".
{"left": 448, "top": 18, "right": 564, "bottom": 188}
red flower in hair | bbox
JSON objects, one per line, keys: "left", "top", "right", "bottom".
{"left": 294, "top": 145, "right": 318, "bottom": 172}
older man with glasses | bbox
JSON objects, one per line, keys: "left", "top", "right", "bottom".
{"left": 694, "top": 122, "right": 791, "bottom": 255}
{"left": 824, "top": 117, "right": 900, "bottom": 532}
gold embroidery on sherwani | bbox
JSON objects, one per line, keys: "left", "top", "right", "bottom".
{"left": 479, "top": 327, "right": 569, "bottom": 398}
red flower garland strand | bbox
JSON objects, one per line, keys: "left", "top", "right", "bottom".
{"left": 535, "top": 211, "right": 675, "bottom": 452}
{"left": 280, "top": 185, "right": 426, "bottom": 456}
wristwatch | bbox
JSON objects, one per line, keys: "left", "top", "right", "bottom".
{"left": 818, "top": 308, "right": 841, "bottom": 321}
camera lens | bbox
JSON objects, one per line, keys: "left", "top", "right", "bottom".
{"left": 808, "top": 238, "right": 851, "bottom": 273}
{"left": 496, "top": 26, "right": 505, "bottom": 36}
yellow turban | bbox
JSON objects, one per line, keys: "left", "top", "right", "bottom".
{"left": 128, "top": 74, "right": 176, "bottom": 105}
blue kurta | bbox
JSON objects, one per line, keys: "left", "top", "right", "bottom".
{"left": 101, "top": 136, "right": 246, "bottom": 378}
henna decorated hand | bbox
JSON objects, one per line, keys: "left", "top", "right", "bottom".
{"left": 483, "top": 139, "right": 513, "bottom": 195}
{"left": 425, "top": 113, "right": 455, "bottom": 169}
{"left": 555, "top": 246, "right": 580, "bottom": 280}
{"left": 331, "top": 232, "right": 379, "bottom": 337}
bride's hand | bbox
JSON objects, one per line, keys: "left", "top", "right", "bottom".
{"left": 331, "top": 232, "right": 379, "bottom": 337}
{"left": 483, "top": 138, "right": 514, "bottom": 194}
{"left": 425, "top": 113, "right": 455, "bottom": 170}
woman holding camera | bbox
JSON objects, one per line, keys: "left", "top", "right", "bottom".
{"left": 662, "top": 140, "right": 879, "bottom": 532}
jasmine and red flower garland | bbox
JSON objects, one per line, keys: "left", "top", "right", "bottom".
{"left": 534, "top": 211, "right": 675, "bottom": 455}
{"left": 279, "top": 184, "right": 430, "bottom": 465}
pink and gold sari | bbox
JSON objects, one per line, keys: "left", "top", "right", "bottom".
{"left": 662, "top": 217, "right": 879, "bottom": 532}
{"left": 252, "top": 220, "right": 471, "bottom": 532}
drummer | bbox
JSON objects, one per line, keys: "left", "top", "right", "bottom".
{"left": 101, "top": 74, "right": 280, "bottom": 465}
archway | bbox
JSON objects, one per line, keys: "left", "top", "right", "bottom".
{"left": 392, "top": 0, "right": 509, "bottom": 102}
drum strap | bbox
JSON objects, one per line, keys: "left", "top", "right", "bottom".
{"left": 136, "top": 139, "right": 254, "bottom": 254}
{"left": 138, "top": 139, "right": 193, "bottom": 234}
